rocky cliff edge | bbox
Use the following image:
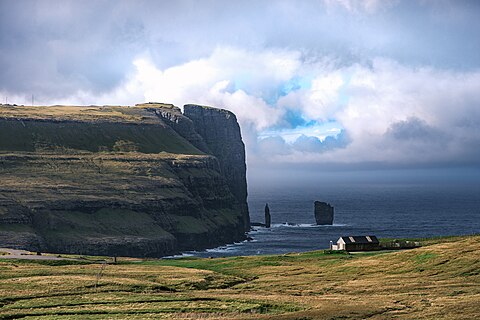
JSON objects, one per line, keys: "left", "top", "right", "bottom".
{"left": 0, "top": 102, "right": 250, "bottom": 257}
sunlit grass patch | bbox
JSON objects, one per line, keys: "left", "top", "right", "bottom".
{"left": 0, "top": 235, "right": 479, "bottom": 319}
{"left": 414, "top": 252, "right": 438, "bottom": 264}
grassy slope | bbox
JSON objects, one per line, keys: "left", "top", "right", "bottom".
{"left": 0, "top": 151, "right": 242, "bottom": 255}
{"left": 0, "top": 235, "right": 478, "bottom": 319}
{"left": 0, "top": 106, "right": 203, "bottom": 155}
{"left": 0, "top": 104, "right": 175, "bottom": 123}
{"left": 0, "top": 104, "right": 246, "bottom": 255}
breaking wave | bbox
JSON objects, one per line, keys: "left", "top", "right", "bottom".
{"left": 253, "top": 222, "right": 348, "bottom": 229}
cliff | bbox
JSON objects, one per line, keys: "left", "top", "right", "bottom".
{"left": 0, "top": 103, "right": 249, "bottom": 257}
{"left": 314, "top": 201, "right": 334, "bottom": 225}
{"left": 184, "top": 104, "right": 250, "bottom": 231}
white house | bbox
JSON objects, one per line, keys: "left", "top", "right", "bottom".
{"left": 330, "top": 235, "right": 380, "bottom": 251}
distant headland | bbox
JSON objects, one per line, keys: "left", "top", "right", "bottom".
{"left": 0, "top": 103, "right": 250, "bottom": 257}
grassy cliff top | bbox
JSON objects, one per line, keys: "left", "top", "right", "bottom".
{"left": 0, "top": 103, "right": 205, "bottom": 155}
{"left": 184, "top": 103, "right": 235, "bottom": 117}
{"left": 0, "top": 234, "right": 478, "bottom": 319}
{"left": 0, "top": 103, "right": 180, "bottom": 124}
{"left": 135, "top": 102, "right": 178, "bottom": 110}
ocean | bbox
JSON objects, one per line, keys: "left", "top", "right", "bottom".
{"left": 182, "top": 182, "right": 480, "bottom": 258}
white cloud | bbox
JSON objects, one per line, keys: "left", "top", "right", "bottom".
{"left": 243, "top": 55, "right": 480, "bottom": 167}
{"left": 76, "top": 47, "right": 288, "bottom": 132}
{"left": 278, "top": 71, "right": 344, "bottom": 121}
{"left": 323, "top": 0, "right": 399, "bottom": 13}
{"left": 299, "top": 59, "right": 480, "bottom": 165}
{"left": 4, "top": 43, "right": 480, "bottom": 169}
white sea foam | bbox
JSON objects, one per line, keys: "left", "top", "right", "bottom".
{"left": 318, "top": 223, "right": 349, "bottom": 227}
{"left": 163, "top": 253, "right": 195, "bottom": 259}
{"left": 205, "top": 245, "right": 239, "bottom": 253}
{"left": 267, "top": 222, "right": 348, "bottom": 228}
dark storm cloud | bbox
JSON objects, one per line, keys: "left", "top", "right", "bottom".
{"left": 386, "top": 117, "right": 445, "bottom": 142}
{"left": 2, "top": 0, "right": 480, "bottom": 99}
{"left": 381, "top": 117, "right": 452, "bottom": 164}
{"left": 0, "top": 0, "right": 143, "bottom": 96}
{"left": 1, "top": 0, "right": 480, "bottom": 173}
{"left": 292, "top": 131, "right": 350, "bottom": 153}
{"left": 257, "top": 136, "right": 292, "bottom": 156}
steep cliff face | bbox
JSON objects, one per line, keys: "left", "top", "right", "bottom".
{"left": 139, "top": 103, "right": 210, "bottom": 153}
{"left": 183, "top": 104, "right": 250, "bottom": 232}
{"left": 0, "top": 103, "right": 249, "bottom": 257}
{"left": 314, "top": 201, "right": 334, "bottom": 225}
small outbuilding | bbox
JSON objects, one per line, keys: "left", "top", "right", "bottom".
{"left": 330, "top": 235, "right": 380, "bottom": 251}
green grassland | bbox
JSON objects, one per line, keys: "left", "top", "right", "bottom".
{"left": 0, "top": 103, "right": 246, "bottom": 257}
{"left": 0, "top": 103, "right": 177, "bottom": 124}
{"left": 0, "top": 235, "right": 479, "bottom": 319}
{"left": 0, "top": 103, "right": 204, "bottom": 155}
{"left": 0, "top": 151, "right": 242, "bottom": 256}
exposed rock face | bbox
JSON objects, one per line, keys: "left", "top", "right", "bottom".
{"left": 140, "top": 103, "right": 210, "bottom": 153}
{"left": 184, "top": 104, "right": 250, "bottom": 232}
{"left": 314, "top": 201, "right": 334, "bottom": 225}
{"left": 0, "top": 103, "right": 249, "bottom": 257}
{"left": 264, "top": 203, "right": 271, "bottom": 228}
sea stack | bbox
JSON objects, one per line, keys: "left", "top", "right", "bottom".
{"left": 314, "top": 201, "right": 334, "bottom": 225}
{"left": 265, "top": 203, "right": 271, "bottom": 228}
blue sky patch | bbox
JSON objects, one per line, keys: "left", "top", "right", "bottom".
{"left": 265, "top": 76, "right": 313, "bottom": 105}
{"left": 259, "top": 119, "right": 343, "bottom": 143}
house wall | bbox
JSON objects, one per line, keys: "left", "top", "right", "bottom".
{"left": 345, "top": 243, "right": 379, "bottom": 251}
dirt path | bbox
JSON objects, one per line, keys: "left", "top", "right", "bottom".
{"left": 0, "top": 248, "right": 76, "bottom": 260}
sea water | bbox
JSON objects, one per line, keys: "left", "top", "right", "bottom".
{"left": 183, "top": 182, "right": 480, "bottom": 258}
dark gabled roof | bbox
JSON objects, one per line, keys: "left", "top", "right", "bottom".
{"left": 339, "top": 235, "right": 379, "bottom": 244}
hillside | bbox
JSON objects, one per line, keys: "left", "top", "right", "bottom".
{"left": 0, "top": 103, "right": 249, "bottom": 257}
{"left": 0, "top": 235, "right": 478, "bottom": 319}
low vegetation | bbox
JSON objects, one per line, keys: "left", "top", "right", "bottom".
{"left": 0, "top": 235, "right": 479, "bottom": 319}
{"left": 0, "top": 104, "right": 175, "bottom": 123}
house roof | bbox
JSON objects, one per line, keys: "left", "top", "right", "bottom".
{"left": 339, "top": 235, "right": 379, "bottom": 244}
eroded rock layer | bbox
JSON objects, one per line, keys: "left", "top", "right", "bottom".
{"left": 184, "top": 104, "right": 250, "bottom": 231}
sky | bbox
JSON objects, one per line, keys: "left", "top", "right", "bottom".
{"left": 1, "top": 0, "right": 480, "bottom": 184}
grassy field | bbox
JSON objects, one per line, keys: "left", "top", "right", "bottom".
{"left": 0, "top": 103, "right": 178, "bottom": 123}
{"left": 0, "top": 104, "right": 204, "bottom": 155}
{"left": 0, "top": 235, "right": 478, "bottom": 319}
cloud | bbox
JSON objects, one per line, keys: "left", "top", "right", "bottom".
{"left": 106, "top": 48, "right": 289, "bottom": 131}
{"left": 386, "top": 117, "right": 444, "bottom": 142}
{"left": 239, "top": 55, "right": 480, "bottom": 168}
{"left": 2, "top": 44, "right": 480, "bottom": 169}
{"left": 292, "top": 131, "right": 350, "bottom": 153}
{"left": 323, "top": 0, "right": 399, "bottom": 13}
{"left": 257, "top": 136, "right": 292, "bottom": 156}
{"left": 256, "top": 129, "right": 349, "bottom": 157}
{"left": 319, "top": 59, "right": 480, "bottom": 166}
{"left": 277, "top": 71, "right": 345, "bottom": 121}
{"left": 2, "top": 0, "right": 480, "bottom": 101}
{"left": 1, "top": 1, "right": 480, "bottom": 171}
